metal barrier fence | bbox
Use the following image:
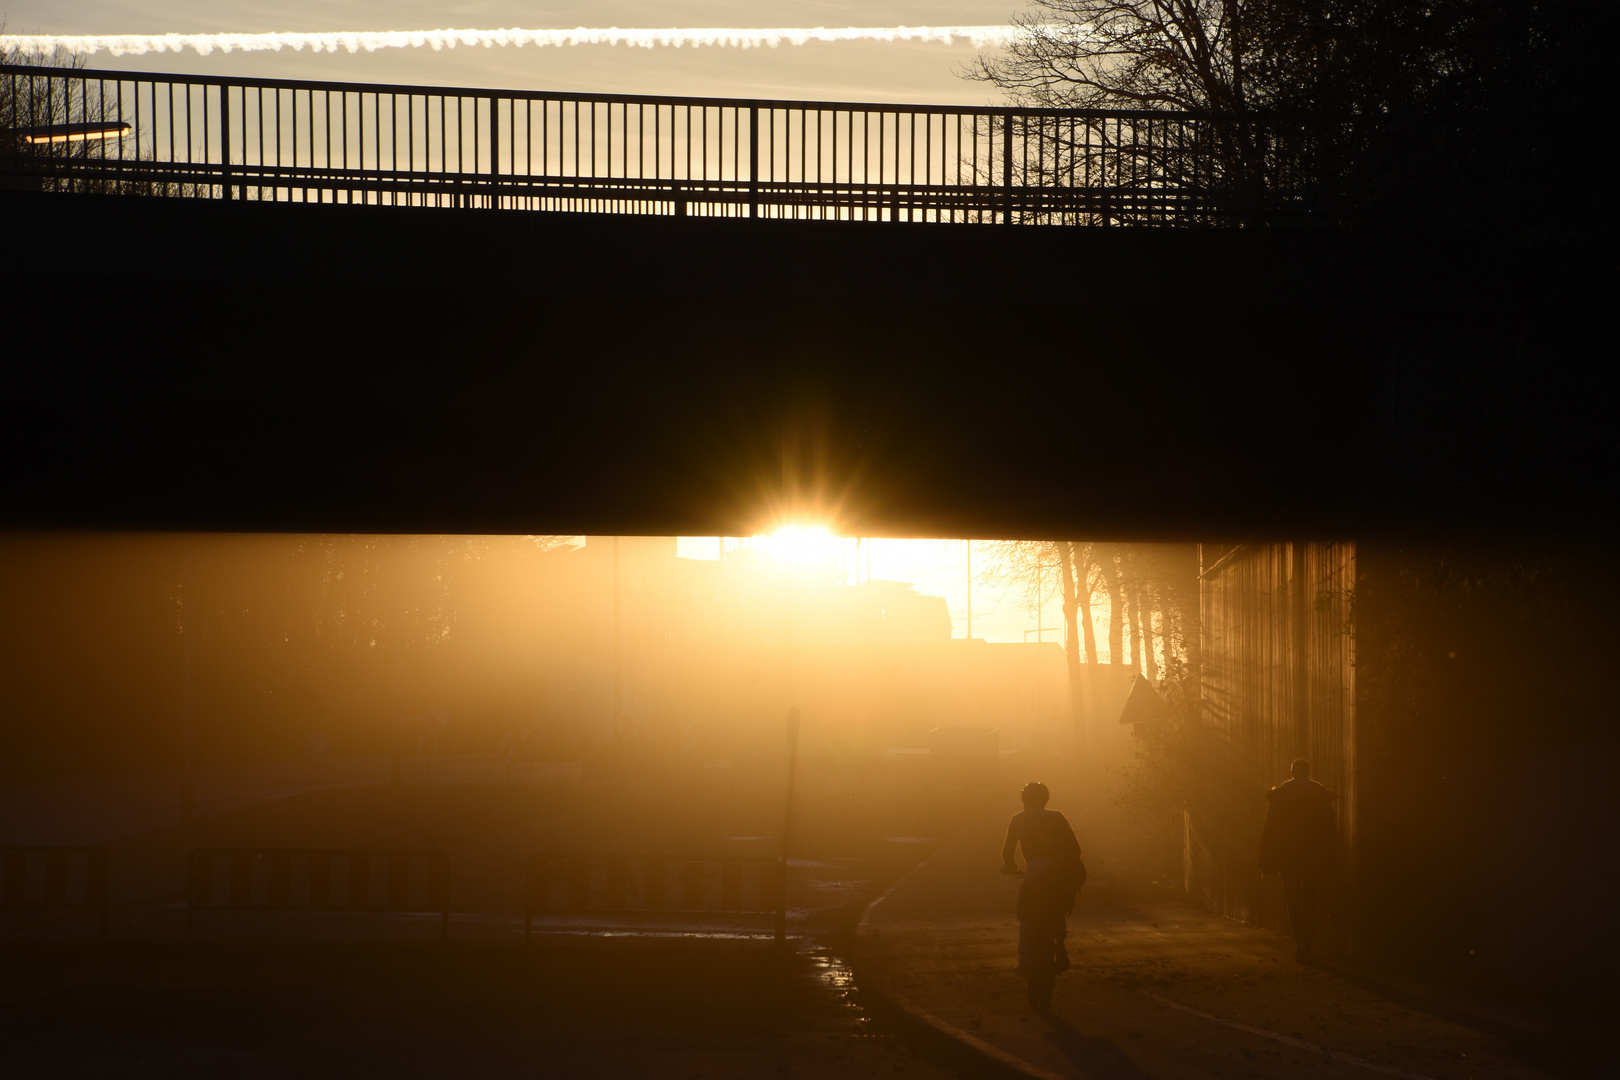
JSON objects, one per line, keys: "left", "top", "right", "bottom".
{"left": 0, "top": 846, "right": 110, "bottom": 939}
{"left": 2, "top": 63, "right": 1351, "bottom": 226}
{"left": 525, "top": 854, "right": 779, "bottom": 943}
{"left": 187, "top": 847, "right": 449, "bottom": 942}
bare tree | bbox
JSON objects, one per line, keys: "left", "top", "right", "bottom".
{"left": 974, "top": 541, "right": 1066, "bottom": 629}
{"left": 2, "top": 33, "right": 203, "bottom": 197}
{"left": 961, "top": 0, "right": 1578, "bottom": 223}
{"left": 963, "top": 1, "right": 1429, "bottom": 117}
{"left": 975, "top": 541, "right": 1082, "bottom": 735}
{"left": 1095, "top": 547, "right": 1125, "bottom": 665}
{"left": 1141, "top": 576, "right": 1162, "bottom": 683}
{"left": 962, "top": 1, "right": 1333, "bottom": 205}
{"left": 1125, "top": 550, "right": 1146, "bottom": 672}
{"left": 966, "top": 1, "right": 1250, "bottom": 113}
{"left": 2, "top": 31, "right": 95, "bottom": 178}
{"left": 1058, "top": 541, "right": 1099, "bottom": 666}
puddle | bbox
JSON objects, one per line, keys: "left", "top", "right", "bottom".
{"left": 802, "top": 945, "right": 868, "bottom": 1026}
{"left": 536, "top": 929, "right": 777, "bottom": 940}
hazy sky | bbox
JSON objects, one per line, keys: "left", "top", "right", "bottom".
{"left": 5, "top": 2, "right": 1020, "bottom": 102}
{"left": 675, "top": 537, "right": 1058, "bottom": 645}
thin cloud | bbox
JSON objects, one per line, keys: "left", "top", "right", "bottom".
{"left": 0, "top": 26, "right": 1019, "bottom": 59}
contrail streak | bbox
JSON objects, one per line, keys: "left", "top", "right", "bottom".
{"left": 0, "top": 26, "right": 1019, "bottom": 59}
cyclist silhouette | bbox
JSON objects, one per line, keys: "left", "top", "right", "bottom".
{"left": 1001, "top": 781, "right": 1085, "bottom": 1012}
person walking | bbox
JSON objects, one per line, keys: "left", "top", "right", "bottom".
{"left": 1258, "top": 758, "right": 1337, "bottom": 962}
{"left": 1001, "top": 781, "right": 1085, "bottom": 1012}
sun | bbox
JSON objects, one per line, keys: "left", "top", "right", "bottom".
{"left": 757, "top": 524, "right": 842, "bottom": 570}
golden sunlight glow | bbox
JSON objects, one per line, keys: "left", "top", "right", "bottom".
{"left": 756, "top": 525, "right": 842, "bottom": 569}
{"left": 676, "top": 535, "right": 1048, "bottom": 644}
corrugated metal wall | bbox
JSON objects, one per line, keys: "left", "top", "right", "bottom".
{"left": 1191, "top": 542, "right": 1357, "bottom": 953}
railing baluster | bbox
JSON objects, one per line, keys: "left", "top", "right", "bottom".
{"left": 488, "top": 93, "right": 498, "bottom": 209}
{"left": 219, "top": 83, "right": 231, "bottom": 200}
{"left": 748, "top": 104, "right": 758, "bottom": 219}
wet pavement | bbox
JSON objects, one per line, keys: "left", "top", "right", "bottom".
{"left": 0, "top": 767, "right": 973, "bottom": 1078}
{"left": 0, "top": 937, "right": 961, "bottom": 1079}
{"left": 17, "top": 768, "right": 1602, "bottom": 1079}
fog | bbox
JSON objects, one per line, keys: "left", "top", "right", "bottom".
{"left": 0, "top": 532, "right": 1193, "bottom": 892}
{"left": 3, "top": 532, "right": 1615, "bottom": 1076}
{"left": 0, "top": 533, "right": 1141, "bottom": 768}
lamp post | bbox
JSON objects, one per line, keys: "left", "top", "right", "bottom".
{"left": 181, "top": 536, "right": 195, "bottom": 841}
{"left": 612, "top": 536, "right": 622, "bottom": 743}
{"left": 775, "top": 706, "right": 801, "bottom": 949}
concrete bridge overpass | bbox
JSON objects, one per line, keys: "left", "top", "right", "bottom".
{"left": 3, "top": 65, "right": 1618, "bottom": 1046}
{"left": 1, "top": 64, "right": 1609, "bottom": 538}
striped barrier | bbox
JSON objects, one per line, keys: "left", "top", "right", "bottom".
{"left": 524, "top": 853, "right": 779, "bottom": 944}
{"left": 0, "top": 846, "right": 110, "bottom": 939}
{"left": 187, "top": 848, "right": 449, "bottom": 942}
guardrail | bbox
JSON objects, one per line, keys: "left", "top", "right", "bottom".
{"left": 0, "top": 846, "right": 110, "bottom": 940}
{"left": 525, "top": 853, "right": 779, "bottom": 944}
{"left": 187, "top": 847, "right": 449, "bottom": 942}
{"left": 2, "top": 63, "right": 1353, "bottom": 226}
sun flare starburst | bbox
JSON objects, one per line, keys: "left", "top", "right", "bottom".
{"left": 759, "top": 525, "right": 842, "bottom": 569}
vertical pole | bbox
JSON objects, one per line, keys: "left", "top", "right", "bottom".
{"left": 1002, "top": 111, "right": 1013, "bottom": 224}
{"left": 612, "top": 536, "right": 622, "bottom": 743}
{"left": 1036, "top": 560, "right": 1043, "bottom": 734}
{"left": 749, "top": 105, "right": 759, "bottom": 219}
{"left": 488, "top": 95, "right": 499, "bottom": 209}
{"left": 1037, "top": 561, "right": 1043, "bottom": 644}
{"left": 220, "top": 84, "right": 232, "bottom": 200}
{"left": 181, "top": 536, "right": 195, "bottom": 842}
{"left": 1291, "top": 542, "right": 1311, "bottom": 762}
{"left": 390, "top": 538, "right": 403, "bottom": 791}
{"left": 93, "top": 850, "right": 109, "bottom": 942}
{"left": 776, "top": 706, "right": 801, "bottom": 949}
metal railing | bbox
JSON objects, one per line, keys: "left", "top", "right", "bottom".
{"left": 0, "top": 846, "right": 111, "bottom": 940}
{"left": 2, "top": 63, "right": 1354, "bottom": 226}
{"left": 187, "top": 847, "right": 450, "bottom": 942}
{"left": 525, "top": 853, "right": 779, "bottom": 943}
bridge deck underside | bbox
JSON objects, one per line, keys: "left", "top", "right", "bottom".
{"left": 0, "top": 183, "right": 1603, "bottom": 540}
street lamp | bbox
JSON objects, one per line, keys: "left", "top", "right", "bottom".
{"left": 776, "top": 706, "right": 801, "bottom": 949}
{"left": 14, "top": 121, "right": 131, "bottom": 144}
